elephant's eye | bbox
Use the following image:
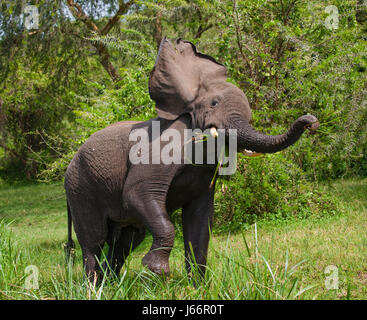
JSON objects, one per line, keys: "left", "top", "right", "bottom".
{"left": 211, "top": 99, "right": 219, "bottom": 107}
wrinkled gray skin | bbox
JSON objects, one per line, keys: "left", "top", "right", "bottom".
{"left": 64, "top": 38, "right": 319, "bottom": 282}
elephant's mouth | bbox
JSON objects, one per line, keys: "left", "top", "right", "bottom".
{"left": 209, "top": 126, "right": 218, "bottom": 138}
{"left": 208, "top": 125, "right": 263, "bottom": 157}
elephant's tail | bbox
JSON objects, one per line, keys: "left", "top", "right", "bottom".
{"left": 64, "top": 200, "right": 75, "bottom": 264}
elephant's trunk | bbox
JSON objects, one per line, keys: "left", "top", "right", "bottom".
{"left": 225, "top": 115, "right": 319, "bottom": 154}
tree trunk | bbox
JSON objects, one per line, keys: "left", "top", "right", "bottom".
{"left": 154, "top": 10, "right": 163, "bottom": 51}
{"left": 96, "top": 43, "right": 121, "bottom": 82}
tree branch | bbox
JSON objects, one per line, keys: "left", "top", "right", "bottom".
{"left": 154, "top": 9, "right": 163, "bottom": 50}
{"left": 66, "top": 0, "right": 135, "bottom": 82}
{"left": 194, "top": 23, "right": 214, "bottom": 39}
{"left": 101, "top": 0, "right": 135, "bottom": 35}
{"left": 66, "top": 0, "right": 99, "bottom": 33}
{"left": 232, "top": 0, "right": 253, "bottom": 77}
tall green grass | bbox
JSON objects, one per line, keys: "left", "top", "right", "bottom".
{"left": 2, "top": 179, "right": 366, "bottom": 299}
{"left": 0, "top": 220, "right": 28, "bottom": 299}
{"left": 0, "top": 219, "right": 313, "bottom": 300}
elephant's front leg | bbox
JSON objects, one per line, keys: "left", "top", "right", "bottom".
{"left": 124, "top": 183, "right": 174, "bottom": 276}
{"left": 182, "top": 186, "right": 215, "bottom": 278}
{"left": 141, "top": 207, "right": 175, "bottom": 276}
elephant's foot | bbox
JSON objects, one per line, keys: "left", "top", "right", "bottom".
{"left": 142, "top": 248, "right": 171, "bottom": 276}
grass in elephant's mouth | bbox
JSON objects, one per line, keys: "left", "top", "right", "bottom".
{"left": 0, "top": 179, "right": 366, "bottom": 299}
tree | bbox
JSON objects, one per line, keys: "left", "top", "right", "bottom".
{"left": 65, "top": 0, "right": 135, "bottom": 81}
{"left": 0, "top": 0, "right": 105, "bottom": 178}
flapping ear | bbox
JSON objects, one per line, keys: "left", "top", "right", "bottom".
{"left": 149, "top": 37, "right": 227, "bottom": 120}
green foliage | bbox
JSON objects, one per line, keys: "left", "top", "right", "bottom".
{"left": 0, "top": 62, "right": 80, "bottom": 179}
{"left": 1, "top": 0, "right": 366, "bottom": 230}
{"left": 0, "top": 0, "right": 102, "bottom": 179}
{"left": 199, "top": 0, "right": 367, "bottom": 181}
{"left": 214, "top": 153, "right": 339, "bottom": 233}
{"left": 74, "top": 67, "right": 155, "bottom": 137}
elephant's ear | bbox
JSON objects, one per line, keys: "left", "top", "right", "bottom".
{"left": 149, "top": 37, "right": 227, "bottom": 120}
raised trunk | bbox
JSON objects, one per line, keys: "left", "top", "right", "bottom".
{"left": 226, "top": 115, "right": 319, "bottom": 154}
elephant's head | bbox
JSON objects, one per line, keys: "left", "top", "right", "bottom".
{"left": 149, "top": 38, "right": 319, "bottom": 154}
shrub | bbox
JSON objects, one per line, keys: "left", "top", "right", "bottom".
{"left": 214, "top": 152, "right": 339, "bottom": 233}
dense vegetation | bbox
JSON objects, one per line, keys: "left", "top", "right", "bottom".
{"left": 1, "top": 0, "right": 367, "bottom": 231}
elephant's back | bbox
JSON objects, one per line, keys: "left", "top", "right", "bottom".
{"left": 107, "top": 120, "right": 142, "bottom": 128}
{"left": 65, "top": 121, "right": 140, "bottom": 198}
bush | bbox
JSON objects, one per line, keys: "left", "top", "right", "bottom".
{"left": 213, "top": 152, "right": 339, "bottom": 233}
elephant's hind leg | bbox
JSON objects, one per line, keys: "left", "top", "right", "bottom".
{"left": 82, "top": 241, "right": 105, "bottom": 284}
{"left": 105, "top": 224, "right": 146, "bottom": 276}
{"left": 68, "top": 196, "right": 108, "bottom": 283}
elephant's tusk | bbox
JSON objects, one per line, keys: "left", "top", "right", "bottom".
{"left": 210, "top": 127, "right": 218, "bottom": 138}
{"left": 242, "top": 149, "right": 263, "bottom": 157}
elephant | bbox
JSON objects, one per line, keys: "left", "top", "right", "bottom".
{"left": 64, "top": 38, "right": 319, "bottom": 282}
